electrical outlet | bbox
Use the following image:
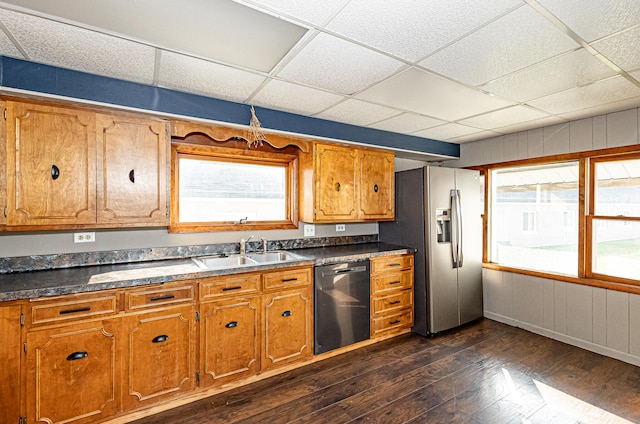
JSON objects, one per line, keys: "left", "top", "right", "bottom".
{"left": 74, "top": 232, "right": 95, "bottom": 243}
{"left": 336, "top": 224, "right": 346, "bottom": 232}
{"left": 303, "top": 224, "right": 315, "bottom": 237}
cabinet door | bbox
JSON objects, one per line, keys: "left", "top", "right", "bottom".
{"left": 0, "top": 304, "right": 22, "bottom": 424}
{"left": 262, "top": 288, "right": 312, "bottom": 371}
{"left": 200, "top": 297, "right": 260, "bottom": 387}
{"left": 6, "top": 101, "right": 96, "bottom": 225}
{"left": 122, "top": 306, "right": 196, "bottom": 410}
{"left": 96, "top": 114, "right": 168, "bottom": 224}
{"left": 314, "top": 144, "right": 358, "bottom": 221}
{"left": 26, "top": 320, "right": 118, "bottom": 424}
{"left": 359, "top": 150, "right": 394, "bottom": 220}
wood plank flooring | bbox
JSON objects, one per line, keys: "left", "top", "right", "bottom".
{"left": 131, "top": 319, "right": 640, "bottom": 424}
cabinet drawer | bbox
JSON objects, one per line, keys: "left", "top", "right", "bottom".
{"left": 372, "top": 309, "right": 413, "bottom": 336}
{"left": 200, "top": 273, "right": 260, "bottom": 301}
{"left": 263, "top": 267, "right": 312, "bottom": 291}
{"left": 370, "top": 254, "right": 413, "bottom": 274}
{"left": 373, "top": 289, "right": 413, "bottom": 316}
{"left": 126, "top": 284, "right": 195, "bottom": 311}
{"left": 29, "top": 293, "right": 117, "bottom": 326}
{"left": 371, "top": 270, "right": 413, "bottom": 294}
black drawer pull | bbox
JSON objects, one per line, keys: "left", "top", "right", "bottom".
{"left": 150, "top": 294, "right": 175, "bottom": 301}
{"left": 336, "top": 182, "right": 341, "bottom": 191}
{"left": 387, "top": 263, "right": 402, "bottom": 267}
{"left": 389, "top": 320, "right": 401, "bottom": 325}
{"left": 281, "top": 310, "right": 292, "bottom": 317}
{"left": 389, "top": 300, "right": 401, "bottom": 305}
{"left": 129, "top": 169, "right": 135, "bottom": 183}
{"left": 51, "top": 164, "right": 60, "bottom": 180}
{"left": 66, "top": 351, "right": 88, "bottom": 361}
{"left": 222, "top": 286, "right": 243, "bottom": 291}
{"left": 152, "top": 335, "right": 169, "bottom": 343}
{"left": 225, "top": 321, "right": 239, "bottom": 328}
{"left": 59, "top": 307, "right": 91, "bottom": 315}
{"left": 374, "top": 184, "right": 379, "bottom": 192}
{"left": 388, "top": 281, "right": 401, "bottom": 285}
{"left": 282, "top": 278, "right": 298, "bottom": 282}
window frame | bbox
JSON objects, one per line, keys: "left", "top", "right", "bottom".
{"left": 479, "top": 144, "right": 640, "bottom": 295}
{"left": 169, "top": 142, "right": 299, "bottom": 233}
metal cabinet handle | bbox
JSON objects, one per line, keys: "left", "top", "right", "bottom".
{"left": 374, "top": 184, "right": 379, "bottom": 192}
{"left": 388, "top": 281, "right": 401, "bottom": 285}
{"left": 281, "top": 310, "right": 292, "bottom": 317}
{"left": 222, "top": 286, "right": 242, "bottom": 291}
{"left": 66, "top": 351, "right": 88, "bottom": 361}
{"left": 152, "top": 335, "right": 169, "bottom": 343}
{"left": 59, "top": 307, "right": 91, "bottom": 315}
{"left": 336, "top": 182, "right": 341, "bottom": 191}
{"left": 389, "top": 320, "right": 401, "bottom": 325}
{"left": 225, "top": 321, "right": 239, "bottom": 328}
{"left": 150, "top": 294, "right": 175, "bottom": 301}
{"left": 129, "top": 169, "right": 135, "bottom": 183}
{"left": 387, "top": 263, "right": 401, "bottom": 267}
{"left": 51, "top": 165, "right": 60, "bottom": 180}
{"left": 282, "top": 278, "right": 298, "bottom": 282}
{"left": 389, "top": 300, "right": 401, "bottom": 305}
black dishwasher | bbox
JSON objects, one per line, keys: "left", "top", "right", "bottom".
{"left": 314, "top": 261, "right": 370, "bottom": 354}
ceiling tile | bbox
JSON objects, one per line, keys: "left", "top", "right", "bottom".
{"left": 0, "top": 27, "right": 23, "bottom": 58}
{"left": 492, "top": 115, "right": 566, "bottom": 135}
{"left": 314, "top": 99, "right": 401, "bottom": 126}
{"left": 157, "top": 51, "right": 267, "bottom": 103}
{"left": 250, "top": 79, "right": 345, "bottom": 115}
{"left": 528, "top": 76, "right": 640, "bottom": 115}
{"left": 0, "top": 8, "right": 155, "bottom": 84}
{"left": 0, "top": 0, "right": 307, "bottom": 73}
{"left": 413, "top": 123, "right": 482, "bottom": 141}
{"left": 276, "top": 32, "right": 405, "bottom": 95}
{"left": 459, "top": 105, "right": 551, "bottom": 130}
{"left": 592, "top": 26, "right": 640, "bottom": 73}
{"left": 536, "top": 0, "right": 640, "bottom": 42}
{"left": 357, "top": 67, "right": 515, "bottom": 121}
{"left": 326, "top": 0, "right": 521, "bottom": 62}
{"left": 420, "top": 5, "right": 579, "bottom": 86}
{"left": 449, "top": 130, "right": 502, "bottom": 143}
{"left": 240, "top": 0, "right": 347, "bottom": 25}
{"left": 370, "top": 112, "right": 446, "bottom": 134}
{"left": 481, "top": 49, "right": 616, "bottom": 102}
{"left": 558, "top": 95, "right": 640, "bottom": 122}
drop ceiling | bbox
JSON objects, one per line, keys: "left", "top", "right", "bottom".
{"left": 0, "top": 0, "right": 639, "bottom": 146}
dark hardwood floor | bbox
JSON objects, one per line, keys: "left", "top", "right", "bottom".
{"left": 132, "top": 319, "right": 640, "bottom": 424}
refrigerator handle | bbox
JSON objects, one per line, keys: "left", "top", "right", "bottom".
{"left": 455, "top": 189, "right": 463, "bottom": 267}
{"left": 450, "top": 189, "right": 459, "bottom": 268}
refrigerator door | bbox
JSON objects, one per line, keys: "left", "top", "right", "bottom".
{"left": 455, "top": 169, "right": 483, "bottom": 325}
{"left": 426, "top": 167, "right": 460, "bottom": 334}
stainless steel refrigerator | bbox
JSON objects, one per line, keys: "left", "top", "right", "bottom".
{"left": 379, "top": 166, "right": 483, "bottom": 335}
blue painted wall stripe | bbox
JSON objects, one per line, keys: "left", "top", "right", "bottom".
{"left": 0, "top": 56, "right": 459, "bottom": 158}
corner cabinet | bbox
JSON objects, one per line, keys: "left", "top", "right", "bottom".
{"left": 4, "top": 100, "right": 169, "bottom": 229}
{"left": 300, "top": 143, "right": 394, "bottom": 223}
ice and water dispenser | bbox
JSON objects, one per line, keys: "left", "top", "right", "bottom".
{"left": 435, "top": 208, "right": 451, "bottom": 243}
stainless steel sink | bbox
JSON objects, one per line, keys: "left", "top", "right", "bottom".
{"left": 246, "top": 251, "right": 306, "bottom": 263}
{"left": 192, "top": 254, "right": 258, "bottom": 270}
{"left": 192, "top": 251, "right": 307, "bottom": 270}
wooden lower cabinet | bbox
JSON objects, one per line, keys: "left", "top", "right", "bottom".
{"left": 200, "top": 297, "right": 260, "bottom": 387}
{"left": 262, "top": 287, "right": 312, "bottom": 371}
{"left": 121, "top": 305, "right": 197, "bottom": 411}
{"left": 25, "top": 320, "right": 119, "bottom": 424}
{"left": 370, "top": 254, "right": 414, "bottom": 338}
{"left": 0, "top": 304, "right": 23, "bottom": 424}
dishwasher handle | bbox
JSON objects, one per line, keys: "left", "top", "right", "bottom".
{"left": 323, "top": 265, "right": 368, "bottom": 276}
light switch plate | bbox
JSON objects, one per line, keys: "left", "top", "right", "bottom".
{"left": 336, "top": 224, "right": 346, "bottom": 232}
{"left": 303, "top": 224, "right": 315, "bottom": 237}
{"left": 74, "top": 232, "right": 95, "bottom": 243}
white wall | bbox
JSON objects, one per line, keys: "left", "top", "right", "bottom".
{"left": 453, "top": 106, "right": 640, "bottom": 366}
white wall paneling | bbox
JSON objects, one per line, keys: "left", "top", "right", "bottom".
{"left": 606, "top": 108, "right": 639, "bottom": 148}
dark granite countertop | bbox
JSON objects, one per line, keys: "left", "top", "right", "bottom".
{"left": 0, "top": 242, "right": 413, "bottom": 302}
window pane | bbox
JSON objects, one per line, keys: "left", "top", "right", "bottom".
{"left": 490, "top": 162, "right": 579, "bottom": 276}
{"left": 593, "top": 219, "right": 640, "bottom": 280}
{"left": 595, "top": 158, "right": 640, "bottom": 217}
{"left": 179, "top": 157, "right": 286, "bottom": 222}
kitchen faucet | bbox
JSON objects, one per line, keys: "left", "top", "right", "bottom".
{"left": 240, "top": 235, "right": 254, "bottom": 255}
{"left": 260, "top": 237, "right": 268, "bottom": 254}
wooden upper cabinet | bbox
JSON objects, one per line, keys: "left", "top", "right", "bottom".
{"left": 314, "top": 143, "right": 358, "bottom": 221}
{"left": 6, "top": 101, "right": 97, "bottom": 225}
{"left": 359, "top": 149, "right": 394, "bottom": 220}
{"left": 301, "top": 142, "right": 395, "bottom": 222}
{"left": 96, "top": 114, "right": 168, "bottom": 224}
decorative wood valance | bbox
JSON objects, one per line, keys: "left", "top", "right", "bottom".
{"left": 171, "top": 120, "right": 311, "bottom": 152}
